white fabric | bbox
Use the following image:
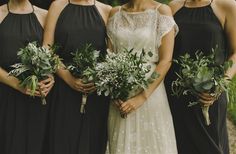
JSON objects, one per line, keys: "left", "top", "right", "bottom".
{"left": 106, "top": 7, "right": 178, "bottom": 154}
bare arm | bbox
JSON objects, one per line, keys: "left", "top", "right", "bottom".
{"left": 224, "top": 0, "right": 236, "bottom": 79}
{"left": 95, "top": 1, "right": 112, "bottom": 25}
{"left": 34, "top": 6, "right": 48, "bottom": 28}
{"left": 106, "top": 6, "right": 120, "bottom": 51}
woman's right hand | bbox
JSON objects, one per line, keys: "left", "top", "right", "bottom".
{"left": 66, "top": 75, "right": 96, "bottom": 94}
{"left": 18, "top": 85, "right": 42, "bottom": 97}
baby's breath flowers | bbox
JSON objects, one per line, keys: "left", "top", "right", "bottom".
{"left": 95, "top": 49, "right": 158, "bottom": 106}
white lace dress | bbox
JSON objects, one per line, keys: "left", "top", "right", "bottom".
{"left": 106, "top": 7, "right": 178, "bottom": 154}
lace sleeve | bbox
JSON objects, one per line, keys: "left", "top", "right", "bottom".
{"left": 156, "top": 13, "right": 178, "bottom": 48}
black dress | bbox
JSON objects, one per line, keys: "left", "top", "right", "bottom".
{"left": 165, "top": 1, "right": 229, "bottom": 154}
{"left": 0, "top": 4, "right": 47, "bottom": 154}
{"left": 45, "top": 1, "right": 109, "bottom": 154}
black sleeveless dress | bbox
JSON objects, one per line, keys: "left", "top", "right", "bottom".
{"left": 165, "top": 1, "right": 229, "bottom": 154}
{"left": 45, "top": 1, "right": 109, "bottom": 154}
{"left": 0, "top": 4, "right": 47, "bottom": 154}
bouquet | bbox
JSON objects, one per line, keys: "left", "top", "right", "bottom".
{"left": 95, "top": 49, "right": 158, "bottom": 117}
{"left": 172, "top": 50, "right": 232, "bottom": 125}
{"left": 9, "top": 42, "right": 61, "bottom": 105}
{"left": 67, "top": 44, "right": 101, "bottom": 113}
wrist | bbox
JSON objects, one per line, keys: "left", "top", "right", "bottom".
{"left": 58, "top": 69, "right": 73, "bottom": 85}
{"left": 64, "top": 73, "right": 75, "bottom": 87}
{"left": 9, "top": 77, "right": 21, "bottom": 92}
{"left": 138, "top": 91, "right": 148, "bottom": 103}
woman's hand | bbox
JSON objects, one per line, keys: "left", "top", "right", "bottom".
{"left": 66, "top": 75, "right": 96, "bottom": 94}
{"left": 119, "top": 94, "right": 146, "bottom": 115}
{"left": 18, "top": 86, "right": 41, "bottom": 97}
{"left": 197, "top": 92, "right": 218, "bottom": 107}
{"left": 38, "top": 75, "right": 55, "bottom": 96}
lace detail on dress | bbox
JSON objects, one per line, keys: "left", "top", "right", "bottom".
{"left": 107, "top": 8, "right": 178, "bottom": 63}
{"left": 156, "top": 12, "right": 179, "bottom": 48}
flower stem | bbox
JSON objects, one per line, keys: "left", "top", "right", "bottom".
{"left": 201, "top": 106, "right": 211, "bottom": 125}
{"left": 121, "top": 113, "right": 127, "bottom": 119}
{"left": 39, "top": 89, "right": 47, "bottom": 105}
{"left": 80, "top": 94, "right": 87, "bottom": 114}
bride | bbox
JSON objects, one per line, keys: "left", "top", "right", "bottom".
{"left": 106, "top": 0, "right": 178, "bottom": 153}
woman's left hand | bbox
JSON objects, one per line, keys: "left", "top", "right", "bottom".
{"left": 197, "top": 92, "right": 218, "bottom": 107}
{"left": 119, "top": 95, "right": 146, "bottom": 115}
{"left": 38, "top": 75, "right": 55, "bottom": 96}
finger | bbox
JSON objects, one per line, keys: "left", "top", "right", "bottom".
{"left": 42, "top": 80, "right": 55, "bottom": 89}
{"left": 199, "top": 92, "right": 215, "bottom": 99}
{"left": 83, "top": 86, "right": 96, "bottom": 93}
{"left": 40, "top": 77, "right": 52, "bottom": 84}
{"left": 198, "top": 99, "right": 213, "bottom": 106}
{"left": 84, "top": 88, "right": 96, "bottom": 94}
{"left": 198, "top": 94, "right": 215, "bottom": 101}
{"left": 41, "top": 89, "right": 49, "bottom": 96}
{"left": 118, "top": 100, "right": 124, "bottom": 105}
{"left": 80, "top": 82, "right": 95, "bottom": 88}
{"left": 123, "top": 107, "right": 133, "bottom": 114}
{"left": 25, "top": 90, "right": 41, "bottom": 97}
{"left": 44, "top": 91, "right": 50, "bottom": 96}
{"left": 26, "top": 89, "right": 41, "bottom": 96}
{"left": 39, "top": 86, "right": 52, "bottom": 96}
{"left": 114, "top": 101, "right": 121, "bottom": 108}
{"left": 39, "top": 82, "right": 49, "bottom": 89}
{"left": 74, "top": 84, "right": 84, "bottom": 92}
{"left": 120, "top": 104, "right": 130, "bottom": 113}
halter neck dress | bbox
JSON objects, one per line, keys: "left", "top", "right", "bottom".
{"left": 165, "top": 1, "right": 229, "bottom": 154}
{"left": 45, "top": 1, "right": 109, "bottom": 153}
{"left": 0, "top": 4, "right": 47, "bottom": 154}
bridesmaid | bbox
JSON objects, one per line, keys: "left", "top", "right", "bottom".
{"left": 43, "top": 0, "right": 111, "bottom": 153}
{"left": 165, "top": 0, "right": 236, "bottom": 154}
{"left": 0, "top": 0, "right": 54, "bottom": 154}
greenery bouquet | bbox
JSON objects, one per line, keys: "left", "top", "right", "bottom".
{"left": 172, "top": 50, "right": 232, "bottom": 125}
{"left": 95, "top": 49, "right": 158, "bottom": 117}
{"left": 9, "top": 42, "right": 61, "bottom": 105}
{"left": 67, "top": 44, "right": 101, "bottom": 113}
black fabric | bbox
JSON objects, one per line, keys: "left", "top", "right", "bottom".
{"left": 0, "top": 1, "right": 52, "bottom": 9}
{"left": 30, "top": 0, "right": 52, "bottom": 9}
{"left": 0, "top": 0, "right": 6, "bottom": 5}
{"left": 0, "top": 9, "right": 47, "bottom": 154}
{"left": 165, "top": 4, "right": 229, "bottom": 154}
{"left": 44, "top": 3, "right": 109, "bottom": 154}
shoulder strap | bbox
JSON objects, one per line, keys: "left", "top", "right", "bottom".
{"left": 68, "top": 0, "right": 71, "bottom": 4}
{"left": 7, "top": 2, "right": 35, "bottom": 13}
{"left": 31, "top": 3, "right": 35, "bottom": 13}
{"left": 94, "top": 0, "right": 96, "bottom": 5}
{"left": 183, "top": 0, "right": 188, "bottom": 7}
{"left": 156, "top": 4, "right": 162, "bottom": 11}
{"left": 6, "top": 3, "right": 10, "bottom": 13}
{"left": 119, "top": 6, "right": 122, "bottom": 12}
